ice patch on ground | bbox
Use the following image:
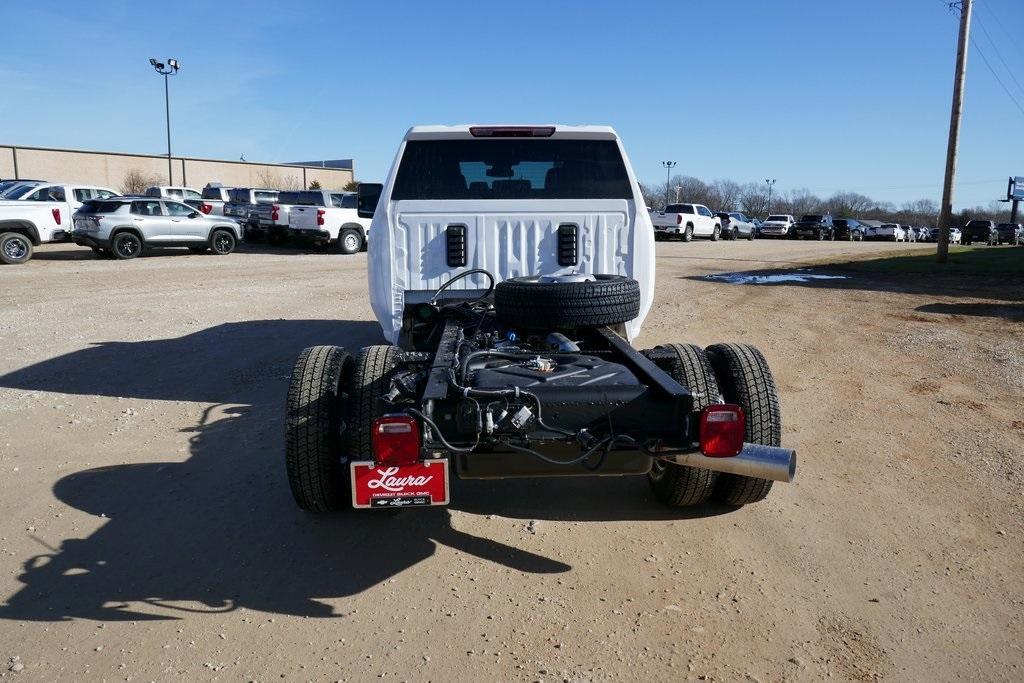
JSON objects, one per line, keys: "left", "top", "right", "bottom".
{"left": 704, "top": 271, "right": 849, "bottom": 284}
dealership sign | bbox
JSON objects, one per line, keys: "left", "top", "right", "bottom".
{"left": 1009, "top": 176, "right": 1024, "bottom": 201}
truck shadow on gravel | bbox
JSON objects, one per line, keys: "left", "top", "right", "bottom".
{"left": 0, "top": 320, "right": 724, "bottom": 623}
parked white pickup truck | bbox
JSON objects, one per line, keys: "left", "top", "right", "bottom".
{"left": 758, "top": 214, "right": 797, "bottom": 238}
{"left": 145, "top": 186, "right": 202, "bottom": 202}
{"left": 0, "top": 183, "right": 120, "bottom": 264}
{"left": 288, "top": 192, "right": 371, "bottom": 253}
{"left": 188, "top": 184, "right": 233, "bottom": 216}
{"left": 650, "top": 203, "right": 722, "bottom": 241}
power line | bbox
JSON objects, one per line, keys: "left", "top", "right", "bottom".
{"left": 978, "top": 0, "right": 1024, "bottom": 62}
{"left": 969, "top": 36, "right": 1024, "bottom": 119}
{"left": 973, "top": 13, "right": 1024, "bottom": 100}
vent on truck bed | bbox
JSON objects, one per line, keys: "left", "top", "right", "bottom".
{"left": 446, "top": 224, "right": 467, "bottom": 267}
{"left": 557, "top": 224, "right": 578, "bottom": 266}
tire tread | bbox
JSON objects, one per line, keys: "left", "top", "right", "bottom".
{"left": 285, "top": 345, "right": 351, "bottom": 512}
{"left": 643, "top": 343, "right": 721, "bottom": 507}
{"left": 705, "top": 343, "right": 780, "bottom": 505}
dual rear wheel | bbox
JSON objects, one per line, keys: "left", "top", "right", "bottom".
{"left": 643, "top": 342, "right": 780, "bottom": 507}
{"left": 285, "top": 344, "right": 399, "bottom": 511}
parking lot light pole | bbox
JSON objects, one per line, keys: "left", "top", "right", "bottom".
{"left": 661, "top": 161, "right": 676, "bottom": 193}
{"left": 149, "top": 58, "right": 180, "bottom": 185}
{"left": 765, "top": 179, "right": 776, "bottom": 214}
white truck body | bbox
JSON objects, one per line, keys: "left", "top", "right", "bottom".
{"left": 0, "top": 183, "right": 119, "bottom": 245}
{"left": 367, "top": 124, "right": 655, "bottom": 344}
{"left": 868, "top": 223, "right": 905, "bottom": 241}
{"left": 650, "top": 203, "right": 721, "bottom": 238}
{"left": 288, "top": 193, "right": 371, "bottom": 252}
{"left": 145, "top": 186, "right": 202, "bottom": 201}
{"left": 759, "top": 214, "right": 796, "bottom": 238}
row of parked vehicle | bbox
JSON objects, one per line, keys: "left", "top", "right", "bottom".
{"left": 648, "top": 204, "right": 1024, "bottom": 246}
{"left": 0, "top": 178, "right": 372, "bottom": 264}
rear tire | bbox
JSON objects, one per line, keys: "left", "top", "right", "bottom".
{"left": 337, "top": 228, "right": 362, "bottom": 255}
{"left": 0, "top": 232, "right": 34, "bottom": 265}
{"left": 344, "top": 345, "right": 402, "bottom": 461}
{"left": 642, "top": 344, "right": 721, "bottom": 507}
{"left": 711, "top": 225, "right": 721, "bottom": 241}
{"left": 682, "top": 224, "right": 694, "bottom": 242}
{"left": 112, "top": 232, "right": 142, "bottom": 260}
{"left": 285, "top": 346, "right": 354, "bottom": 512}
{"left": 705, "top": 343, "right": 781, "bottom": 506}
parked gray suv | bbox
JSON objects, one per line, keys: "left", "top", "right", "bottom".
{"left": 71, "top": 197, "right": 242, "bottom": 259}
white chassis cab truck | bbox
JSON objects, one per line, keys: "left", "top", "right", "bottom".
{"left": 284, "top": 125, "right": 796, "bottom": 512}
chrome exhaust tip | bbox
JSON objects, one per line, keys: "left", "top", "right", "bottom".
{"left": 666, "top": 443, "right": 796, "bottom": 483}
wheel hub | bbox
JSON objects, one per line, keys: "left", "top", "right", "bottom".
{"left": 3, "top": 237, "right": 27, "bottom": 260}
{"left": 537, "top": 272, "right": 595, "bottom": 284}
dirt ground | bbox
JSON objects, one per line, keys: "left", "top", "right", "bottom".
{"left": 0, "top": 239, "right": 1021, "bottom": 681}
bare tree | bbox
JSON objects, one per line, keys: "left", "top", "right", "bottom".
{"left": 279, "top": 175, "right": 302, "bottom": 191}
{"left": 120, "top": 168, "right": 164, "bottom": 195}
{"left": 255, "top": 167, "right": 281, "bottom": 189}
{"left": 784, "top": 188, "right": 821, "bottom": 217}
{"left": 738, "top": 182, "right": 770, "bottom": 217}
{"left": 710, "top": 179, "right": 742, "bottom": 211}
{"left": 824, "top": 191, "right": 874, "bottom": 217}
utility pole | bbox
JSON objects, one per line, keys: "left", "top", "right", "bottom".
{"left": 661, "top": 161, "right": 676, "bottom": 192}
{"left": 765, "top": 178, "right": 776, "bottom": 215}
{"left": 149, "top": 58, "right": 180, "bottom": 185}
{"left": 937, "top": 0, "right": 972, "bottom": 263}
{"left": 675, "top": 185, "right": 682, "bottom": 203}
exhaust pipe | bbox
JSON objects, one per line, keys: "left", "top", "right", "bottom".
{"left": 665, "top": 443, "right": 796, "bottom": 483}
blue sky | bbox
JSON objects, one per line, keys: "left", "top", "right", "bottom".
{"left": 2, "top": 0, "right": 1022, "bottom": 208}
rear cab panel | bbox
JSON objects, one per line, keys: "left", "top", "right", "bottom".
{"left": 367, "top": 125, "right": 655, "bottom": 344}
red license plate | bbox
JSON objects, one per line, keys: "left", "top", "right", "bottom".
{"left": 350, "top": 460, "right": 449, "bottom": 509}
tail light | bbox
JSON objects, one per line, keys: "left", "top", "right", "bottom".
{"left": 699, "top": 404, "right": 745, "bottom": 457}
{"left": 271, "top": 204, "right": 279, "bottom": 221}
{"left": 200, "top": 203, "right": 212, "bottom": 214}
{"left": 51, "top": 208, "right": 61, "bottom": 225}
{"left": 676, "top": 214, "right": 682, "bottom": 225}
{"left": 469, "top": 126, "right": 555, "bottom": 137}
{"left": 317, "top": 208, "right": 325, "bottom": 226}
{"left": 372, "top": 415, "right": 421, "bottom": 466}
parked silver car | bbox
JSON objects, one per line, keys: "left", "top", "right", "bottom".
{"left": 71, "top": 197, "right": 242, "bottom": 259}
{"left": 715, "top": 211, "right": 757, "bottom": 240}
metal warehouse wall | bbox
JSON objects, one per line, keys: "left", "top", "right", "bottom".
{"left": 0, "top": 145, "right": 355, "bottom": 192}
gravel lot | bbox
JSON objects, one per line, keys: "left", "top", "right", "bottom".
{"left": 1, "top": 239, "right": 1021, "bottom": 681}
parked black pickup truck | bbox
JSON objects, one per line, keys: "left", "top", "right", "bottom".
{"left": 962, "top": 220, "right": 997, "bottom": 246}
{"left": 995, "top": 222, "right": 1022, "bottom": 245}
{"left": 833, "top": 218, "right": 865, "bottom": 241}
{"left": 789, "top": 214, "right": 834, "bottom": 240}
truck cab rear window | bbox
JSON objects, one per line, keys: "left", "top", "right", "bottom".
{"left": 278, "top": 191, "right": 325, "bottom": 206}
{"left": 391, "top": 139, "right": 632, "bottom": 200}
